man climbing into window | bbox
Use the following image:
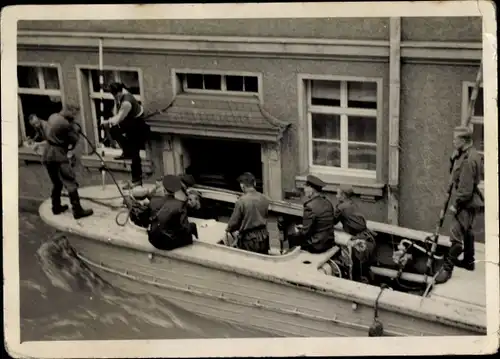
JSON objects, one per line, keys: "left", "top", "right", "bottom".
{"left": 226, "top": 172, "right": 271, "bottom": 254}
{"left": 333, "top": 185, "right": 377, "bottom": 282}
{"left": 101, "top": 82, "right": 151, "bottom": 190}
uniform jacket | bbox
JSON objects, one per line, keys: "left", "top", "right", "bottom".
{"left": 299, "top": 193, "right": 336, "bottom": 251}
{"left": 149, "top": 195, "right": 192, "bottom": 240}
{"left": 42, "top": 113, "right": 80, "bottom": 163}
{"left": 450, "top": 145, "right": 484, "bottom": 211}
{"left": 226, "top": 188, "right": 270, "bottom": 234}
{"left": 333, "top": 199, "right": 368, "bottom": 236}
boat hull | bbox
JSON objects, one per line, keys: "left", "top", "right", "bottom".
{"left": 37, "top": 185, "right": 487, "bottom": 337}
{"left": 67, "top": 234, "right": 479, "bottom": 337}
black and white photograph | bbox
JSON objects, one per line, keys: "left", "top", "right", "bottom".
{"left": 2, "top": 1, "right": 499, "bottom": 357}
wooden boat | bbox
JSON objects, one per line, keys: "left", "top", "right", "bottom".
{"left": 38, "top": 184, "right": 487, "bottom": 337}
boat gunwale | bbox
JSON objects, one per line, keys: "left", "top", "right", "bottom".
{"left": 38, "top": 190, "right": 486, "bottom": 334}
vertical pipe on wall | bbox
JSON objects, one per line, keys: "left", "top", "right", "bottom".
{"left": 98, "top": 38, "right": 106, "bottom": 187}
{"left": 387, "top": 17, "right": 401, "bottom": 225}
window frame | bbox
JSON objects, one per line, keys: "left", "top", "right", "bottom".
{"left": 172, "top": 68, "right": 263, "bottom": 103}
{"left": 17, "top": 62, "right": 65, "bottom": 142}
{"left": 302, "top": 74, "right": 383, "bottom": 181}
{"left": 78, "top": 65, "right": 145, "bottom": 151}
{"left": 462, "top": 80, "right": 484, "bottom": 188}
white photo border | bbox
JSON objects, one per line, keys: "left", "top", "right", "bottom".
{"left": 2, "top": 1, "right": 498, "bottom": 357}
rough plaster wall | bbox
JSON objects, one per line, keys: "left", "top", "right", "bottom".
{"left": 402, "top": 17, "right": 482, "bottom": 42}
{"left": 18, "top": 18, "right": 390, "bottom": 40}
{"left": 399, "top": 63, "right": 484, "bottom": 241}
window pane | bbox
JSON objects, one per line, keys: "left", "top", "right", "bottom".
{"left": 90, "top": 70, "right": 116, "bottom": 93}
{"left": 93, "top": 98, "right": 119, "bottom": 148}
{"left": 204, "top": 75, "right": 222, "bottom": 90}
{"left": 311, "top": 113, "right": 340, "bottom": 140}
{"left": 348, "top": 81, "right": 377, "bottom": 109}
{"left": 42, "top": 67, "right": 60, "bottom": 90}
{"left": 20, "top": 94, "right": 62, "bottom": 139}
{"left": 186, "top": 74, "right": 203, "bottom": 89}
{"left": 468, "top": 87, "right": 484, "bottom": 117}
{"left": 311, "top": 80, "right": 341, "bottom": 107}
{"left": 312, "top": 141, "right": 341, "bottom": 167}
{"left": 348, "top": 116, "right": 377, "bottom": 143}
{"left": 18, "top": 66, "right": 39, "bottom": 88}
{"left": 348, "top": 143, "right": 377, "bottom": 171}
{"left": 244, "top": 76, "right": 258, "bottom": 93}
{"left": 120, "top": 71, "right": 140, "bottom": 95}
{"left": 226, "top": 75, "right": 244, "bottom": 91}
{"left": 472, "top": 123, "right": 484, "bottom": 153}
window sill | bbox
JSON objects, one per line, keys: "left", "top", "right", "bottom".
{"left": 19, "top": 146, "right": 153, "bottom": 174}
{"left": 295, "top": 173, "right": 385, "bottom": 199}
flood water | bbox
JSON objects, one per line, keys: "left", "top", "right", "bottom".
{"left": 19, "top": 211, "right": 279, "bottom": 342}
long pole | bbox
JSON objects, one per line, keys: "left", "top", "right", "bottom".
{"left": 98, "top": 38, "right": 106, "bottom": 189}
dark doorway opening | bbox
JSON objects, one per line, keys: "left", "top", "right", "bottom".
{"left": 182, "top": 137, "right": 263, "bottom": 193}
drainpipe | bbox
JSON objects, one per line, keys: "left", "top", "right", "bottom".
{"left": 387, "top": 17, "right": 401, "bottom": 225}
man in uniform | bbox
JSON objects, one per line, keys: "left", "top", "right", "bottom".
{"left": 43, "top": 106, "right": 94, "bottom": 219}
{"left": 226, "top": 172, "right": 270, "bottom": 254}
{"left": 102, "top": 82, "right": 151, "bottom": 190}
{"left": 435, "top": 126, "right": 484, "bottom": 284}
{"left": 288, "top": 175, "right": 336, "bottom": 254}
{"left": 147, "top": 175, "right": 198, "bottom": 251}
{"left": 334, "top": 185, "right": 377, "bottom": 281}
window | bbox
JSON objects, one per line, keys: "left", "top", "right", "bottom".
{"left": 17, "top": 64, "right": 63, "bottom": 144}
{"left": 307, "top": 79, "right": 379, "bottom": 178}
{"left": 178, "top": 72, "right": 259, "bottom": 95}
{"left": 462, "top": 81, "right": 484, "bottom": 183}
{"left": 86, "top": 69, "right": 143, "bottom": 150}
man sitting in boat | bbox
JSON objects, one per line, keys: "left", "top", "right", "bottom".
{"left": 333, "top": 185, "right": 377, "bottom": 282}
{"left": 146, "top": 175, "right": 198, "bottom": 251}
{"left": 225, "top": 172, "right": 271, "bottom": 254}
{"left": 287, "top": 175, "right": 336, "bottom": 254}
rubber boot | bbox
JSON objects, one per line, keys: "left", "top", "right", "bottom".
{"left": 51, "top": 188, "right": 69, "bottom": 215}
{"left": 68, "top": 190, "right": 94, "bottom": 219}
{"left": 435, "top": 243, "right": 463, "bottom": 284}
{"left": 455, "top": 232, "right": 475, "bottom": 271}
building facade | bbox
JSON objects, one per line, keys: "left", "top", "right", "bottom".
{"left": 17, "top": 17, "right": 485, "bottom": 239}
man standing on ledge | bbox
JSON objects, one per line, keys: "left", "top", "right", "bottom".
{"left": 288, "top": 175, "right": 336, "bottom": 254}
{"left": 435, "top": 126, "right": 484, "bottom": 284}
{"left": 43, "top": 105, "right": 93, "bottom": 219}
{"left": 226, "top": 172, "right": 270, "bottom": 254}
{"left": 102, "top": 82, "right": 151, "bottom": 190}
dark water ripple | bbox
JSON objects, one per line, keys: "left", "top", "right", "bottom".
{"left": 19, "top": 212, "right": 278, "bottom": 342}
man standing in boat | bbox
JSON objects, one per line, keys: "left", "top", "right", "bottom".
{"left": 101, "top": 82, "right": 151, "bottom": 190}
{"left": 226, "top": 172, "right": 271, "bottom": 254}
{"left": 288, "top": 175, "right": 336, "bottom": 254}
{"left": 435, "top": 126, "right": 484, "bottom": 284}
{"left": 333, "top": 185, "right": 377, "bottom": 282}
{"left": 147, "top": 175, "right": 198, "bottom": 251}
{"left": 43, "top": 105, "right": 94, "bottom": 219}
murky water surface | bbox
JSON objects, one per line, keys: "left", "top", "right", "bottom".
{"left": 19, "top": 212, "right": 278, "bottom": 342}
